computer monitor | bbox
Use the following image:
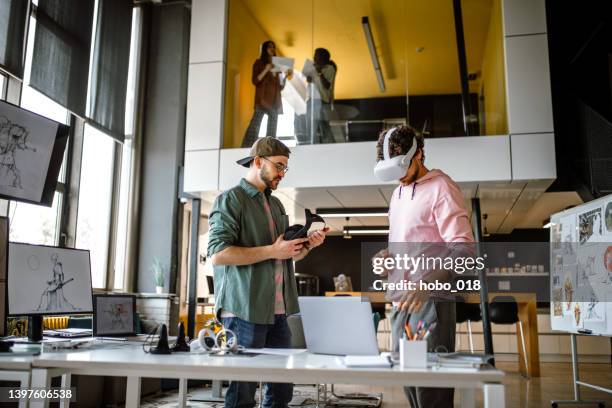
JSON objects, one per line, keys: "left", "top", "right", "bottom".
{"left": 0, "top": 100, "right": 70, "bottom": 207}
{"left": 7, "top": 243, "right": 93, "bottom": 340}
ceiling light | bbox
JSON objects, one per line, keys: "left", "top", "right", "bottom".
{"left": 316, "top": 207, "right": 388, "bottom": 218}
{"left": 343, "top": 217, "right": 352, "bottom": 239}
{"left": 361, "top": 17, "right": 385, "bottom": 92}
{"left": 343, "top": 226, "right": 389, "bottom": 235}
{"left": 483, "top": 213, "right": 490, "bottom": 237}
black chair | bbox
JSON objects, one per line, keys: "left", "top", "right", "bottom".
{"left": 489, "top": 296, "right": 529, "bottom": 375}
{"left": 455, "top": 297, "right": 482, "bottom": 353}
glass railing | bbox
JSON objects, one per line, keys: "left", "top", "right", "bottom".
{"left": 224, "top": 0, "right": 508, "bottom": 148}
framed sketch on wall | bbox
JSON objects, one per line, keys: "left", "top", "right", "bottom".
{"left": 0, "top": 100, "right": 69, "bottom": 206}
{"left": 0, "top": 217, "right": 7, "bottom": 336}
{"left": 93, "top": 294, "right": 137, "bottom": 337}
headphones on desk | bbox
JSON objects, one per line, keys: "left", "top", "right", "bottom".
{"left": 283, "top": 209, "right": 326, "bottom": 241}
{"left": 190, "top": 318, "right": 240, "bottom": 354}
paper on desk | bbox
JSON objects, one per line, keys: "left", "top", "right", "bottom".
{"left": 243, "top": 348, "right": 306, "bottom": 356}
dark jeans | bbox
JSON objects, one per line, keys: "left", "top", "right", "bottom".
{"left": 391, "top": 300, "right": 456, "bottom": 408}
{"left": 241, "top": 107, "right": 279, "bottom": 148}
{"left": 221, "top": 315, "right": 293, "bottom": 408}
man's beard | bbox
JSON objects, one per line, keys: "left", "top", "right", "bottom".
{"left": 260, "top": 167, "right": 281, "bottom": 190}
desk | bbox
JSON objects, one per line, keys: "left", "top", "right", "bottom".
{"left": 0, "top": 355, "right": 34, "bottom": 408}
{"left": 29, "top": 343, "right": 505, "bottom": 408}
{"left": 325, "top": 291, "right": 540, "bottom": 377}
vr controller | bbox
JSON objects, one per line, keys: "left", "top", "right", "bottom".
{"left": 283, "top": 209, "right": 326, "bottom": 240}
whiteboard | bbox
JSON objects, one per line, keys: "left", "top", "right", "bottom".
{"left": 550, "top": 193, "right": 612, "bottom": 336}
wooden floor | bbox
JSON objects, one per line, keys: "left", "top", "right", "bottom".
{"left": 331, "top": 362, "right": 612, "bottom": 407}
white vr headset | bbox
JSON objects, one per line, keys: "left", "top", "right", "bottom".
{"left": 373, "top": 127, "right": 418, "bottom": 181}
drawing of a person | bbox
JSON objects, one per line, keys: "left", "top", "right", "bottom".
{"left": 0, "top": 123, "right": 37, "bottom": 189}
{"left": 36, "top": 253, "right": 78, "bottom": 311}
{"left": 108, "top": 304, "right": 128, "bottom": 330}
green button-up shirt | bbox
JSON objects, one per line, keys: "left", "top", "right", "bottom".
{"left": 207, "top": 178, "right": 300, "bottom": 324}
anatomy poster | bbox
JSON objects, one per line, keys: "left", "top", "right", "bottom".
{"left": 0, "top": 101, "right": 58, "bottom": 203}
{"left": 8, "top": 243, "right": 93, "bottom": 315}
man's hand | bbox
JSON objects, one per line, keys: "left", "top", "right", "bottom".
{"left": 271, "top": 234, "right": 307, "bottom": 260}
{"left": 306, "top": 227, "right": 330, "bottom": 249}
{"left": 398, "top": 286, "right": 430, "bottom": 314}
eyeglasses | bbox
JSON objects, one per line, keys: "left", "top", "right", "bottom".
{"left": 261, "top": 157, "right": 289, "bottom": 174}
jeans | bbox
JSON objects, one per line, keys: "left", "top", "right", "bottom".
{"left": 222, "top": 315, "right": 293, "bottom": 408}
{"left": 391, "top": 300, "right": 456, "bottom": 408}
{"left": 241, "top": 108, "right": 279, "bottom": 148}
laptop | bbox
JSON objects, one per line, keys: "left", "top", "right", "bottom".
{"left": 43, "top": 328, "right": 93, "bottom": 339}
{"left": 298, "top": 296, "right": 380, "bottom": 356}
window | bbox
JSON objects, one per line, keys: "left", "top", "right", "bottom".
{"left": 9, "top": 193, "right": 61, "bottom": 245}
{"left": 75, "top": 124, "right": 116, "bottom": 288}
{"left": 0, "top": 74, "right": 6, "bottom": 99}
{"left": 112, "top": 7, "right": 141, "bottom": 290}
{"left": 8, "top": 9, "right": 69, "bottom": 246}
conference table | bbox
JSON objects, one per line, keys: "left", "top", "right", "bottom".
{"left": 21, "top": 342, "right": 505, "bottom": 408}
{"left": 326, "top": 291, "right": 541, "bottom": 377}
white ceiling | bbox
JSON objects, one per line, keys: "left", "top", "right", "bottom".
{"left": 198, "top": 183, "right": 583, "bottom": 236}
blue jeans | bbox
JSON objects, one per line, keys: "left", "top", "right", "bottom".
{"left": 221, "top": 315, "right": 293, "bottom": 408}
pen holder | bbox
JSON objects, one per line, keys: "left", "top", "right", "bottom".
{"left": 399, "top": 339, "right": 427, "bottom": 369}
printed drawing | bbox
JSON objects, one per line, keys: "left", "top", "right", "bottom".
{"left": 0, "top": 116, "right": 37, "bottom": 189}
{"left": 103, "top": 303, "right": 130, "bottom": 330}
{"left": 35, "top": 253, "right": 79, "bottom": 312}
{"left": 605, "top": 201, "right": 612, "bottom": 233}
{"left": 578, "top": 208, "right": 603, "bottom": 245}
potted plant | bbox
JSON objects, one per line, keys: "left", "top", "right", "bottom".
{"left": 152, "top": 258, "right": 166, "bottom": 294}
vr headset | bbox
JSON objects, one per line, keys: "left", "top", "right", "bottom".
{"left": 284, "top": 209, "right": 326, "bottom": 240}
{"left": 373, "top": 127, "right": 418, "bottom": 182}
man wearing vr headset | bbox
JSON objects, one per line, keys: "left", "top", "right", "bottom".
{"left": 373, "top": 126, "right": 473, "bottom": 408}
{"left": 208, "top": 136, "right": 328, "bottom": 408}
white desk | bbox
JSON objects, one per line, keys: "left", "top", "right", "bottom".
{"left": 0, "top": 354, "right": 35, "bottom": 408}
{"left": 28, "top": 343, "right": 505, "bottom": 408}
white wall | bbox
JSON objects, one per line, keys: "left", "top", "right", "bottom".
{"left": 184, "top": 0, "right": 228, "bottom": 187}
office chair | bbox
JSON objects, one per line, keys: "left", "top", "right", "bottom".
{"left": 489, "top": 296, "right": 529, "bottom": 376}
{"left": 455, "top": 296, "right": 482, "bottom": 353}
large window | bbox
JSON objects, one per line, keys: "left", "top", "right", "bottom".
{"left": 8, "top": 12, "right": 69, "bottom": 246}
{"left": 75, "top": 124, "right": 116, "bottom": 288}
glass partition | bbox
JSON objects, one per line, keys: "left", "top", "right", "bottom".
{"left": 224, "top": 0, "right": 507, "bottom": 148}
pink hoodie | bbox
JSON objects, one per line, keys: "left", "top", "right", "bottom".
{"left": 389, "top": 169, "right": 474, "bottom": 244}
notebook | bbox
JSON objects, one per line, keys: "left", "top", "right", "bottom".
{"left": 344, "top": 355, "right": 392, "bottom": 368}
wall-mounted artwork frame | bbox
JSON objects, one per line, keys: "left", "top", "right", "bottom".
{"left": 93, "top": 294, "right": 137, "bottom": 337}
